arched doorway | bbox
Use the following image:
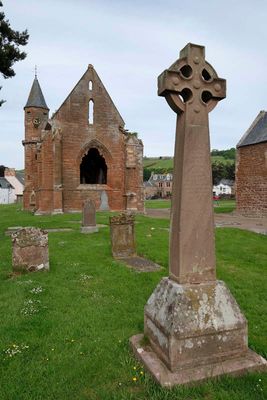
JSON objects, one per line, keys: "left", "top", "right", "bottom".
{"left": 80, "top": 148, "right": 107, "bottom": 184}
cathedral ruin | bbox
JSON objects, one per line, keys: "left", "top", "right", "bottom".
{"left": 23, "top": 65, "right": 144, "bottom": 214}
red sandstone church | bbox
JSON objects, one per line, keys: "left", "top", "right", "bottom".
{"left": 236, "top": 111, "right": 267, "bottom": 217}
{"left": 23, "top": 65, "right": 144, "bottom": 214}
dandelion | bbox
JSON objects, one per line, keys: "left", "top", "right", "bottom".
{"left": 140, "top": 371, "right": 144, "bottom": 375}
{"left": 132, "top": 377, "right": 137, "bottom": 382}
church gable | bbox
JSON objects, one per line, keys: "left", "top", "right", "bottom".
{"left": 52, "top": 65, "right": 124, "bottom": 128}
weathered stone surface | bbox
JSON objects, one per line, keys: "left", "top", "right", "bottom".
{"left": 144, "top": 278, "right": 247, "bottom": 372}
{"left": 23, "top": 66, "right": 144, "bottom": 214}
{"left": 130, "top": 334, "right": 267, "bottom": 387}
{"left": 119, "top": 256, "right": 161, "bottom": 272}
{"left": 109, "top": 213, "right": 135, "bottom": 258}
{"left": 81, "top": 199, "right": 98, "bottom": 233}
{"left": 236, "top": 140, "right": 267, "bottom": 218}
{"left": 11, "top": 227, "right": 49, "bottom": 272}
{"left": 130, "top": 42, "right": 267, "bottom": 386}
{"left": 99, "top": 190, "right": 109, "bottom": 211}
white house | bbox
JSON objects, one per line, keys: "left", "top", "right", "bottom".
{"left": 0, "top": 167, "right": 24, "bottom": 204}
{"left": 0, "top": 177, "right": 15, "bottom": 204}
{"left": 213, "top": 179, "right": 235, "bottom": 197}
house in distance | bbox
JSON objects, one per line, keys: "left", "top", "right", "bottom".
{"left": 23, "top": 65, "right": 144, "bottom": 214}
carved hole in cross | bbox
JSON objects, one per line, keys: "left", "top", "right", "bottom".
{"left": 202, "top": 90, "right": 213, "bottom": 104}
{"left": 179, "top": 88, "right": 193, "bottom": 103}
{"left": 180, "top": 65, "right": 193, "bottom": 78}
{"left": 202, "top": 69, "right": 212, "bottom": 82}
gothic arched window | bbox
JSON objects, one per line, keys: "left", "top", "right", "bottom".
{"left": 80, "top": 148, "right": 107, "bottom": 184}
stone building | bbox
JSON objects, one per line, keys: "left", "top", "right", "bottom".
{"left": 23, "top": 65, "right": 144, "bottom": 214}
{"left": 144, "top": 172, "right": 173, "bottom": 199}
{"left": 236, "top": 111, "right": 267, "bottom": 217}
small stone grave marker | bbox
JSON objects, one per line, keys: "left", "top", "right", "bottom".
{"left": 109, "top": 213, "right": 135, "bottom": 258}
{"left": 81, "top": 199, "right": 98, "bottom": 233}
{"left": 11, "top": 227, "right": 49, "bottom": 272}
{"left": 110, "top": 213, "right": 161, "bottom": 272}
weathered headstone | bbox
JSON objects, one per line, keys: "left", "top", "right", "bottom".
{"left": 109, "top": 213, "right": 135, "bottom": 258}
{"left": 130, "top": 43, "right": 266, "bottom": 386}
{"left": 12, "top": 227, "right": 49, "bottom": 272}
{"left": 99, "top": 190, "right": 109, "bottom": 211}
{"left": 81, "top": 199, "right": 98, "bottom": 233}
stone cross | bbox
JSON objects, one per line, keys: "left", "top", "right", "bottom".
{"left": 130, "top": 43, "right": 266, "bottom": 386}
{"left": 158, "top": 43, "right": 226, "bottom": 284}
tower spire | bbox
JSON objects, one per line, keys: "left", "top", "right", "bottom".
{"left": 24, "top": 72, "right": 49, "bottom": 110}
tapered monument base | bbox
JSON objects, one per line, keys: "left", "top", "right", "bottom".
{"left": 130, "top": 277, "right": 267, "bottom": 387}
{"left": 130, "top": 334, "right": 266, "bottom": 387}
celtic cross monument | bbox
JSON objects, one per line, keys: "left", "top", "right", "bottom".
{"left": 131, "top": 43, "right": 266, "bottom": 386}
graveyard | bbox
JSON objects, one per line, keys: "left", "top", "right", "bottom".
{"left": 1, "top": 2, "right": 267, "bottom": 398}
{"left": 0, "top": 202, "right": 266, "bottom": 399}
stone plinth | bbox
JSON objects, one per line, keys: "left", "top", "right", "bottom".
{"left": 81, "top": 199, "right": 98, "bottom": 234}
{"left": 131, "top": 278, "right": 267, "bottom": 385}
{"left": 11, "top": 227, "right": 49, "bottom": 272}
{"left": 130, "top": 42, "right": 267, "bottom": 386}
{"left": 109, "top": 213, "right": 135, "bottom": 258}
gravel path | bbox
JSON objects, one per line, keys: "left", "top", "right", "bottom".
{"left": 145, "top": 208, "right": 267, "bottom": 235}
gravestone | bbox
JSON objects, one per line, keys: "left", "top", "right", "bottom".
{"left": 11, "top": 227, "right": 49, "bottom": 272}
{"left": 130, "top": 43, "right": 266, "bottom": 386}
{"left": 81, "top": 199, "right": 98, "bottom": 233}
{"left": 99, "top": 190, "right": 109, "bottom": 211}
{"left": 109, "top": 213, "right": 135, "bottom": 258}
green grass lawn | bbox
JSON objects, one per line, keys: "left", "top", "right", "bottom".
{"left": 145, "top": 199, "right": 236, "bottom": 213}
{"left": 0, "top": 204, "right": 266, "bottom": 400}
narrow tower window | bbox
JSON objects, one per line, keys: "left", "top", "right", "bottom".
{"left": 88, "top": 99, "right": 94, "bottom": 124}
{"left": 89, "top": 80, "right": 93, "bottom": 91}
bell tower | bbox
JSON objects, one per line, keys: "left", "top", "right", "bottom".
{"left": 23, "top": 73, "right": 49, "bottom": 211}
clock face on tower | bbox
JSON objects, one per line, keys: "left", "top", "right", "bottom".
{"left": 32, "top": 117, "right": 41, "bottom": 128}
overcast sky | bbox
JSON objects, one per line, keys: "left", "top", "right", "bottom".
{"left": 1, "top": 0, "right": 267, "bottom": 168}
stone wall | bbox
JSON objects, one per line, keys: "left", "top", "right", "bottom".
{"left": 23, "top": 66, "right": 144, "bottom": 213}
{"left": 236, "top": 141, "right": 267, "bottom": 217}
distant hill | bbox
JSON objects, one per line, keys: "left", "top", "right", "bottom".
{"left": 143, "top": 149, "right": 236, "bottom": 183}
{"left": 144, "top": 155, "right": 235, "bottom": 172}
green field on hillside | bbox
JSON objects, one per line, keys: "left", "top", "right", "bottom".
{"left": 0, "top": 204, "right": 266, "bottom": 400}
{"left": 143, "top": 156, "right": 234, "bottom": 172}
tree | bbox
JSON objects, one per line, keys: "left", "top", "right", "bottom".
{"left": 211, "top": 161, "right": 226, "bottom": 185}
{"left": 0, "top": 1, "right": 29, "bottom": 106}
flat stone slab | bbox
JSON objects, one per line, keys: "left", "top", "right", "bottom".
{"left": 119, "top": 256, "right": 161, "bottom": 272}
{"left": 68, "top": 221, "right": 107, "bottom": 228}
{"left": 130, "top": 334, "right": 267, "bottom": 387}
{"left": 81, "top": 226, "right": 99, "bottom": 234}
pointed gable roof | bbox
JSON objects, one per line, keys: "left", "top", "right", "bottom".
{"left": 52, "top": 64, "right": 124, "bottom": 125}
{"left": 237, "top": 111, "right": 267, "bottom": 148}
{"left": 24, "top": 77, "right": 49, "bottom": 110}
